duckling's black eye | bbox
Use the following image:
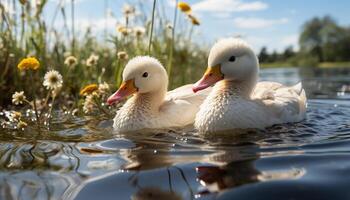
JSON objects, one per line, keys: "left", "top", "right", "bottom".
{"left": 142, "top": 72, "right": 148, "bottom": 78}
{"left": 229, "top": 56, "right": 236, "bottom": 62}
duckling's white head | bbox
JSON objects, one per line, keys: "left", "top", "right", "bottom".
{"left": 107, "top": 56, "right": 168, "bottom": 105}
{"left": 193, "top": 38, "right": 259, "bottom": 92}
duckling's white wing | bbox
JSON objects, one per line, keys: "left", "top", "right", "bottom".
{"left": 160, "top": 84, "right": 212, "bottom": 126}
{"left": 166, "top": 84, "right": 211, "bottom": 103}
{"left": 252, "top": 81, "right": 307, "bottom": 123}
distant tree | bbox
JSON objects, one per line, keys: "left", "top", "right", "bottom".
{"left": 299, "top": 15, "right": 350, "bottom": 62}
{"left": 258, "top": 46, "right": 269, "bottom": 62}
{"left": 299, "top": 16, "right": 328, "bottom": 61}
{"left": 259, "top": 15, "right": 350, "bottom": 65}
{"left": 269, "top": 50, "right": 279, "bottom": 62}
{"left": 282, "top": 46, "right": 295, "bottom": 60}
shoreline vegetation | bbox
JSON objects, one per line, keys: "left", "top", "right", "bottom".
{"left": 258, "top": 16, "right": 350, "bottom": 69}
{"left": 0, "top": 1, "right": 205, "bottom": 131}
{"left": 0, "top": 1, "right": 204, "bottom": 107}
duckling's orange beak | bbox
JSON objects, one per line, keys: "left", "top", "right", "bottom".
{"left": 193, "top": 65, "right": 224, "bottom": 93}
{"left": 107, "top": 79, "right": 138, "bottom": 105}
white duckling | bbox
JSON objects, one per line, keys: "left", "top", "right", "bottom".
{"left": 107, "top": 56, "right": 210, "bottom": 133}
{"left": 192, "top": 38, "right": 307, "bottom": 133}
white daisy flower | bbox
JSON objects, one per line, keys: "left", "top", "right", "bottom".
{"left": 116, "top": 25, "right": 131, "bottom": 36}
{"left": 43, "top": 70, "right": 63, "bottom": 90}
{"left": 122, "top": 4, "right": 135, "bottom": 17}
{"left": 98, "top": 82, "right": 110, "bottom": 95}
{"left": 86, "top": 54, "right": 99, "bottom": 67}
{"left": 83, "top": 94, "right": 96, "bottom": 114}
{"left": 64, "top": 56, "right": 78, "bottom": 68}
{"left": 166, "top": 23, "right": 173, "bottom": 30}
{"left": 133, "top": 26, "right": 146, "bottom": 37}
{"left": 117, "top": 51, "right": 129, "bottom": 60}
{"left": 12, "top": 91, "right": 27, "bottom": 105}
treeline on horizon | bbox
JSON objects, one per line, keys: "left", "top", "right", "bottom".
{"left": 258, "top": 16, "right": 350, "bottom": 67}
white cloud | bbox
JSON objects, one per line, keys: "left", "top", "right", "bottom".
{"left": 243, "top": 35, "right": 269, "bottom": 53}
{"left": 51, "top": 0, "right": 87, "bottom": 5}
{"left": 281, "top": 34, "right": 299, "bottom": 49}
{"left": 192, "top": 0, "right": 268, "bottom": 13}
{"left": 233, "top": 17, "right": 289, "bottom": 29}
{"left": 56, "top": 16, "right": 119, "bottom": 36}
{"left": 225, "top": 34, "right": 299, "bottom": 53}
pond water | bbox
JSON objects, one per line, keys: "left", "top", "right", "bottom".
{"left": 1, "top": 67, "right": 350, "bottom": 200}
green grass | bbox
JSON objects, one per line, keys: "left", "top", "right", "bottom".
{"left": 260, "top": 62, "right": 295, "bottom": 68}
{"left": 260, "top": 62, "right": 350, "bottom": 68}
{"left": 0, "top": 1, "right": 205, "bottom": 107}
{"left": 318, "top": 62, "right": 350, "bottom": 68}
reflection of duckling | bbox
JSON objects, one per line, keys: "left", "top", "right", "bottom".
{"left": 197, "top": 160, "right": 306, "bottom": 194}
{"left": 197, "top": 159, "right": 260, "bottom": 193}
{"left": 131, "top": 187, "right": 182, "bottom": 200}
{"left": 107, "top": 56, "right": 211, "bottom": 133}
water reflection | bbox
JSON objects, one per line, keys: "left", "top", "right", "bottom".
{"left": 0, "top": 67, "right": 350, "bottom": 199}
{"left": 131, "top": 188, "right": 182, "bottom": 200}
{"left": 0, "top": 171, "right": 84, "bottom": 199}
{"left": 197, "top": 159, "right": 260, "bottom": 193}
{"left": 196, "top": 160, "right": 305, "bottom": 195}
{"left": 261, "top": 67, "right": 350, "bottom": 99}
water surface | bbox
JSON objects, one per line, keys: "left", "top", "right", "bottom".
{"left": 0, "top": 67, "right": 350, "bottom": 200}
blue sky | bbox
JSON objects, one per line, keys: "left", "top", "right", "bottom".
{"left": 4, "top": 0, "right": 350, "bottom": 53}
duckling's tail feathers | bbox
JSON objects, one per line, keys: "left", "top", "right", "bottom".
{"left": 292, "top": 82, "right": 303, "bottom": 95}
{"left": 292, "top": 82, "right": 307, "bottom": 118}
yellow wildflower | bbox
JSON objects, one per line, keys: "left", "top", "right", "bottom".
{"left": 17, "top": 121, "right": 27, "bottom": 129}
{"left": 178, "top": 2, "right": 191, "bottom": 13}
{"left": 17, "top": 57, "right": 40, "bottom": 71}
{"left": 80, "top": 84, "right": 98, "bottom": 96}
{"left": 188, "top": 14, "right": 200, "bottom": 26}
{"left": 19, "top": 0, "right": 27, "bottom": 5}
{"left": 12, "top": 111, "right": 22, "bottom": 120}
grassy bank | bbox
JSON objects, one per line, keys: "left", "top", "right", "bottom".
{"left": 0, "top": 1, "right": 210, "bottom": 131}
{"left": 261, "top": 62, "right": 350, "bottom": 68}
{"left": 0, "top": 1, "right": 205, "bottom": 107}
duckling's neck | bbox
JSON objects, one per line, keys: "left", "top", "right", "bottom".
{"left": 216, "top": 76, "right": 257, "bottom": 98}
{"left": 133, "top": 88, "right": 166, "bottom": 113}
